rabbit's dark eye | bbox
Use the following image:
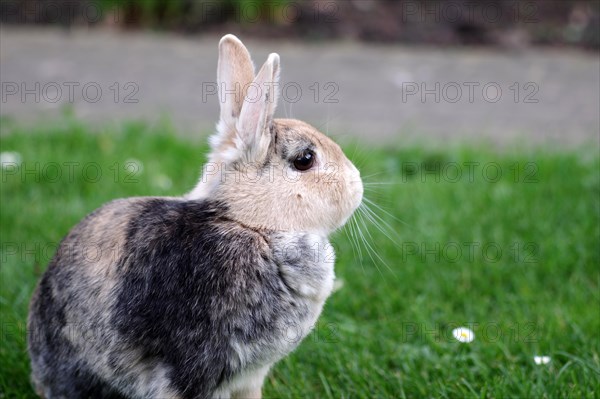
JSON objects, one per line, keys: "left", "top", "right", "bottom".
{"left": 293, "top": 150, "right": 315, "bottom": 171}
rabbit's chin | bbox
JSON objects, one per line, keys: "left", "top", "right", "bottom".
{"left": 336, "top": 214, "right": 356, "bottom": 233}
{"left": 332, "top": 181, "right": 364, "bottom": 232}
{"left": 331, "top": 208, "right": 360, "bottom": 235}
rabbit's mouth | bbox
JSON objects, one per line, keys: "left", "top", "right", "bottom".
{"left": 349, "top": 168, "right": 364, "bottom": 207}
{"left": 351, "top": 179, "right": 364, "bottom": 201}
{"left": 333, "top": 180, "right": 363, "bottom": 233}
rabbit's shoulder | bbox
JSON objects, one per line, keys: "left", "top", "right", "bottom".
{"left": 120, "top": 197, "right": 272, "bottom": 271}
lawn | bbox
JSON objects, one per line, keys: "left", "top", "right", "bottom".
{"left": 1, "top": 118, "right": 599, "bottom": 398}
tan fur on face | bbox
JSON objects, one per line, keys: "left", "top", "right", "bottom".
{"left": 215, "top": 119, "right": 363, "bottom": 235}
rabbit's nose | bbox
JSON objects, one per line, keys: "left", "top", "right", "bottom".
{"left": 346, "top": 160, "right": 361, "bottom": 178}
{"left": 348, "top": 169, "right": 364, "bottom": 202}
{"left": 354, "top": 179, "right": 364, "bottom": 198}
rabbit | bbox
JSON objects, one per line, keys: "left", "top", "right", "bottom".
{"left": 27, "top": 34, "right": 363, "bottom": 399}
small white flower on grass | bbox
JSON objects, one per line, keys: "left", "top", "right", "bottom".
{"left": 124, "top": 158, "right": 144, "bottom": 175}
{"left": 0, "top": 151, "right": 22, "bottom": 168}
{"left": 452, "top": 327, "right": 475, "bottom": 343}
{"left": 155, "top": 174, "right": 173, "bottom": 190}
{"left": 332, "top": 278, "right": 344, "bottom": 293}
{"left": 533, "top": 355, "right": 551, "bottom": 365}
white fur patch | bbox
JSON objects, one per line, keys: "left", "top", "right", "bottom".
{"left": 212, "top": 365, "right": 270, "bottom": 399}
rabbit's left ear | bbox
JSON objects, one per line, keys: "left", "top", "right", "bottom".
{"left": 217, "top": 34, "right": 255, "bottom": 130}
{"left": 234, "top": 53, "right": 280, "bottom": 163}
{"left": 209, "top": 35, "right": 255, "bottom": 164}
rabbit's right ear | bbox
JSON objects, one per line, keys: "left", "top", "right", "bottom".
{"left": 214, "top": 35, "right": 255, "bottom": 147}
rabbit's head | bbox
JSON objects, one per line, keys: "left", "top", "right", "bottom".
{"left": 188, "top": 35, "right": 362, "bottom": 235}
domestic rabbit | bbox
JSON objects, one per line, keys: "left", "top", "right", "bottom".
{"left": 28, "top": 34, "right": 363, "bottom": 399}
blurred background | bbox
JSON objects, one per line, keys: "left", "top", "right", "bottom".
{"left": 3, "top": 0, "right": 600, "bottom": 45}
{"left": 1, "top": 0, "right": 599, "bottom": 145}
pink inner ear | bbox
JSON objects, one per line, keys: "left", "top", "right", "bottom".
{"left": 217, "top": 35, "right": 255, "bottom": 129}
{"left": 236, "top": 57, "right": 278, "bottom": 151}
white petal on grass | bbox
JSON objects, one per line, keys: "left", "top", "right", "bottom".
{"left": 0, "top": 151, "right": 22, "bottom": 168}
{"left": 155, "top": 174, "right": 173, "bottom": 190}
{"left": 533, "top": 355, "right": 551, "bottom": 365}
{"left": 452, "top": 327, "right": 475, "bottom": 343}
{"left": 124, "top": 158, "right": 144, "bottom": 175}
{"left": 332, "top": 278, "right": 344, "bottom": 293}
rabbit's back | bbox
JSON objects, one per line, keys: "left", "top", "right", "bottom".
{"left": 28, "top": 197, "right": 313, "bottom": 398}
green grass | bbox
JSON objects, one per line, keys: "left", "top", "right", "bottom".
{"left": 1, "top": 119, "right": 599, "bottom": 398}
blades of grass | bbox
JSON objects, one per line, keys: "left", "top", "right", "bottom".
{"left": 318, "top": 371, "right": 335, "bottom": 399}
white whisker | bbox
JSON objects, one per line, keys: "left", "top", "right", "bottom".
{"left": 362, "top": 182, "right": 402, "bottom": 186}
{"left": 360, "top": 203, "right": 400, "bottom": 243}
{"left": 356, "top": 207, "right": 396, "bottom": 276}
{"left": 342, "top": 217, "right": 362, "bottom": 272}
{"left": 352, "top": 216, "right": 365, "bottom": 264}
{"left": 347, "top": 215, "right": 363, "bottom": 263}
{"left": 361, "top": 172, "right": 388, "bottom": 180}
{"left": 353, "top": 209, "right": 383, "bottom": 276}
{"left": 363, "top": 197, "right": 411, "bottom": 228}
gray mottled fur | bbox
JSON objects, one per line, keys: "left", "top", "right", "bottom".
{"left": 28, "top": 197, "right": 335, "bottom": 399}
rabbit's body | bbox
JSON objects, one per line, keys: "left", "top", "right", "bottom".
{"left": 28, "top": 35, "right": 362, "bottom": 398}
{"left": 29, "top": 197, "right": 334, "bottom": 398}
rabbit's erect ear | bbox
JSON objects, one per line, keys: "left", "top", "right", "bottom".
{"left": 235, "top": 53, "right": 280, "bottom": 162}
{"left": 217, "top": 34, "right": 255, "bottom": 128}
